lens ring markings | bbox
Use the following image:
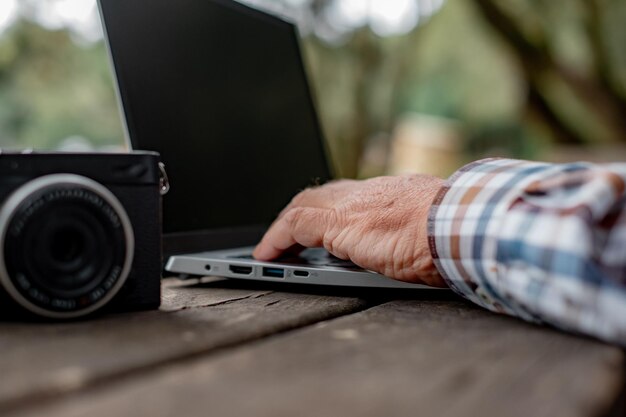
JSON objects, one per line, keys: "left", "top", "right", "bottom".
{"left": 0, "top": 174, "right": 135, "bottom": 319}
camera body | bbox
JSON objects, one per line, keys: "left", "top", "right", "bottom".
{"left": 0, "top": 151, "right": 162, "bottom": 319}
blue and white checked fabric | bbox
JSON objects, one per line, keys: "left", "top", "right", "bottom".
{"left": 428, "top": 158, "right": 626, "bottom": 344}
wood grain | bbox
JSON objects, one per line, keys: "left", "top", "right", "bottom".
{"left": 160, "top": 276, "right": 273, "bottom": 311}
{"left": 0, "top": 278, "right": 372, "bottom": 414}
{"left": 7, "top": 299, "right": 623, "bottom": 417}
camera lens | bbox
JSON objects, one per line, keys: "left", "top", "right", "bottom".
{"left": 0, "top": 174, "right": 134, "bottom": 319}
{"left": 50, "top": 226, "right": 84, "bottom": 266}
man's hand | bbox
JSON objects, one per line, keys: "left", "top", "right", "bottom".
{"left": 253, "top": 174, "right": 447, "bottom": 287}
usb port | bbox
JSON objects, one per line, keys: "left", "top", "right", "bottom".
{"left": 293, "top": 270, "right": 309, "bottom": 277}
{"left": 262, "top": 267, "right": 284, "bottom": 278}
{"left": 229, "top": 265, "right": 253, "bottom": 275}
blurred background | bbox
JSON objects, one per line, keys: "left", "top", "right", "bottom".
{"left": 0, "top": 0, "right": 624, "bottom": 178}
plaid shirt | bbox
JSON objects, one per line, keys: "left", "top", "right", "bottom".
{"left": 428, "top": 158, "right": 626, "bottom": 345}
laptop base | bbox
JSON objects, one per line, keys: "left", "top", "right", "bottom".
{"left": 166, "top": 247, "right": 441, "bottom": 290}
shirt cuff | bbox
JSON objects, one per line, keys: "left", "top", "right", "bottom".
{"left": 427, "top": 158, "right": 554, "bottom": 319}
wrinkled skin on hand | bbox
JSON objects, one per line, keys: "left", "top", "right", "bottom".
{"left": 253, "top": 174, "right": 447, "bottom": 287}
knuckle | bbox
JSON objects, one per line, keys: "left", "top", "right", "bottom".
{"left": 326, "top": 207, "right": 344, "bottom": 229}
{"left": 322, "top": 208, "right": 345, "bottom": 253}
{"left": 283, "top": 207, "right": 304, "bottom": 227}
{"left": 284, "top": 207, "right": 322, "bottom": 234}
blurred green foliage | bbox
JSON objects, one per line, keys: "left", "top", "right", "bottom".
{"left": 0, "top": 19, "right": 124, "bottom": 150}
{"left": 303, "top": 0, "right": 533, "bottom": 176}
{"left": 303, "top": 0, "right": 626, "bottom": 176}
{"left": 0, "top": 0, "right": 624, "bottom": 177}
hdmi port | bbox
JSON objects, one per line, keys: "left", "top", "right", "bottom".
{"left": 229, "top": 265, "right": 253, "bottom": 275}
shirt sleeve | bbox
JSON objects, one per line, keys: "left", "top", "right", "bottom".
{"left": 428, "top": 158, "right": 626, "bottom": 345}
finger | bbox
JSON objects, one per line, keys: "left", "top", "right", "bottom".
{"left": 253, "top": 207, "right": 331, "bottom": 260}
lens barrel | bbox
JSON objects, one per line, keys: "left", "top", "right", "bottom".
{"left": 0, "top": 174, "right": 134, "bottom": 319}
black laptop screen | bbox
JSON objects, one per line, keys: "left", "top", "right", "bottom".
{"left": 99, "top": 0, "right": 331, "bottom": 241}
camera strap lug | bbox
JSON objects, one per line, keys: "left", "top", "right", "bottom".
{"left": 158, "top": 162, "right": 170, "bottom": 196}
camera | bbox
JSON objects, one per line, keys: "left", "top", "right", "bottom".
{"left": 0, "top": 151, "right": 162, "bottom": 319}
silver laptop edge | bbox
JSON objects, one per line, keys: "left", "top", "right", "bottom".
{"left": 97, "top": 0, "right": 133, "bottom": 151}
{"left": 166, "top": 247, "right": 437, "bottom": 290}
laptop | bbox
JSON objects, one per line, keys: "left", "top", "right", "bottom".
{"left": 98, "top": 0, "right": 437, "bottom": 290}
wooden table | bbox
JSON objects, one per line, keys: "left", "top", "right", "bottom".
{"left": 1, "top": 277, "right": 624, "bottom": 417}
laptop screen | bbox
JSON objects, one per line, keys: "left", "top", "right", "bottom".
{"left": 99, "top": 0, "right": 332, "bottom": 253}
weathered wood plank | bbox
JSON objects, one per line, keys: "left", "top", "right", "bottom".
{"left": 0, "top": 278, "right": 373, "bottom": 414}
{"left": 160, "top": 276, "right": 273, "bottom": 311}
{"left": 8, "top": 299, "right": 622, "bottom": 417}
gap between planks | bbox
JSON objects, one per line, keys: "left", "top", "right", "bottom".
{"left": 0, "top": 278, "right": 381, "bottom": 415}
